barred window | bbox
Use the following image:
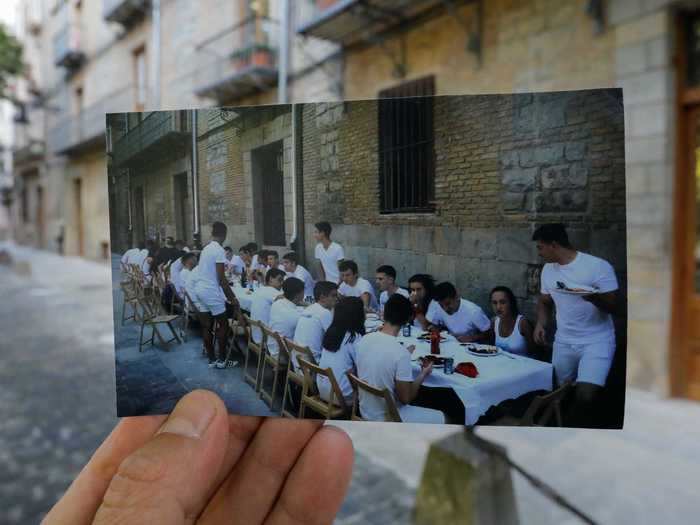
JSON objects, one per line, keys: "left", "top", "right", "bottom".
{"left": 378, "top": 75, "right": 435, "bottom": 213}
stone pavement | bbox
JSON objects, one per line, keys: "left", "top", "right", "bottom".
{"left": 2, "top": 243, "right": 700, "bottom": 524}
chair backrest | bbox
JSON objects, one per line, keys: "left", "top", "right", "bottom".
{"left": 283, "top": 338, "right": 316, "bottom": 371}
{"left": 243, "top": 314, "right": 266, "bottom": 353}
{"left": 297, "top": 358, "right": 347, "bottom": 413}
{"left": 520, "top": 381, "right": 573, "bottom": 427}
{"left": 260, "top": 324, "right": 286, "bottom": 364}
{"left": 346, "top": 372, "right": 402, "bottom": 423}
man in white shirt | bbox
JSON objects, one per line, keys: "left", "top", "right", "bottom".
{"left": 267, "top": 277, "right": 306, "bottom": 357}
{"left": 265, "top": 250, "right": 287, "bottom": 275}
{"left": 282, "top": 252, "right": 315, "bottom": 299}
{"left": 293, "top": 281, "right": 338, "bottom": 364}
{"left": 140, "top": 240, "right": 157, "bottom": 284}
{"left": 532, "top": 223, "right": 619, "bottom": 427}
{"left": 249, "top": 268, "right": 285, "bottom": 344}
{"left": 375, "top": 265, "right": 410, "bottom": 316}
{"left": 356, "top": 294, "right": 464, "bottom": 424}
{"left": 170, "top": 253, "right": 197, "bottom": 300}
{"left": 338, "top": 260, "right": 378, "bottom": 312}
{"left": 313, "top": 221, "right": 345, "bottom": 284}
{"left": 427, "top": 282, "right": 491, "bottom": 343}
{"left": 120, "top": 245, "right": 141, "bottom": 273}
{"left": 192, "top": 222, "right": 242, "bottom": 369}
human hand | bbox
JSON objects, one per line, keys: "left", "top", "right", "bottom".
{"left": 420, "top": 361, "right": 434, "bottom": 377}
{"left": 43, "top": 390, "right": 354, "bottom": 525}
{"left": 406, "top": 344, "right": 416, "bottom": 354}
{"left": 533, "top": 322, "right": 546, "bottom": 345}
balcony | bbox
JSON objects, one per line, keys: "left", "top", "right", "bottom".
{"left": 194, "top": 15, "right": 279, "bottom": 103}
{"left": 47, "top": 85, "right": 136, "bottom": 156}
{"left": 297, "top": 0, "right": 449, "bottom": 46}
{"left": 53, "top": 23, "right": 85, "bottom": 69}
{"left": 103, "top": 0, "right": 150, "bottom": 28}
{"left": 111, "top": 111, "right": 191, "bottom": 167}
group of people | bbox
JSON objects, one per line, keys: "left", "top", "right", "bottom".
{"left": 122, "top": 220, "right": 620, "bottom": 426}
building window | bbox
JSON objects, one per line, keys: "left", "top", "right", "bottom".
{"left": 378, "top": 75, "right": 435, "bottom": 214}
{"left": 133, "top": 46, "right": 147, "bottom": 111}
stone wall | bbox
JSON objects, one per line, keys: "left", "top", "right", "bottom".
{"left": 301, "top": 91, "right": 626, "bottom": 320}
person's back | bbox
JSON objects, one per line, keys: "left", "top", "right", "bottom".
{"left": 250, "top": 285, "right": 281, "bottom": 342}
{"left": 268, "top": 297, "right": 301, "bottom": 356}
{"left": 293, "top": 303, "right": 332, "bottom": 363}
{"left": 318, "top": 333, "right": 359, "bottom": 404}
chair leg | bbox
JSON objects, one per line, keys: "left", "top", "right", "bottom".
{"left": 281, "top": 375, "right": 292, "bottom": 417}
{"left": 138, "top": 321, "right": 146, "bottom": 352}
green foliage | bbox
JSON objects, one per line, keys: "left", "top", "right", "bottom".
{"left": 0, "top": 22, "right": 23, "bottom": 99}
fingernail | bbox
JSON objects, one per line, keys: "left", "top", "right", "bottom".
{"left": 157, "top": 394, "right": 217, "bottom": 439}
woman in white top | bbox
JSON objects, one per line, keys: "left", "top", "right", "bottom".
{"left": 317, "top": 297, "right": 365, "bottom": 406}
{"left": 489, "top": 286, "right": 534, "bottom": 356}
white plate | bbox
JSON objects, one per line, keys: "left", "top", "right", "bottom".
{"left": 555, "top": 282, "right": 597, "bottom": 295}
{"left": 463, "top": 344, "right": 500, "bottom": 357}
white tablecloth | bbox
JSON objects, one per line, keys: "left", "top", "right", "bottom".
{"left": 231, "top": 284, "right": 254, "bottom": 311}
{"left": 396, "top": 332, "right": 553, "bottom": 425}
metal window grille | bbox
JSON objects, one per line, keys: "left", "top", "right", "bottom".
{"left": 378, "top": 75, "right": 435, "bottom": 213}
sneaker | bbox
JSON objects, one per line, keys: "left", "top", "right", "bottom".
{"left": 225, "top": 360, "right": 238, "bottom": 369}
{"left": 215, "top": 360, "right": 226, "bottom": 369}
{"left": 208, "top": 360, "right": 218, "bottom": 368}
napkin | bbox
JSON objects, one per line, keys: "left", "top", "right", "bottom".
{"left": 455, "top": 362, "right": 478, "bottom": 378}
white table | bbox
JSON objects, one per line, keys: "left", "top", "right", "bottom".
{"left": 231, "top": 284, "right": 254, "bottom": 311}
{"left": 390, "top": 329, "right": 553, "bottom": 425}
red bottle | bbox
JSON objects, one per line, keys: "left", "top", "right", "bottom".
{"left": 430, "top": 328, "right": 440, "bottom": 355}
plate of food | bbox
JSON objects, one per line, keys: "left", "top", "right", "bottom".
{"left": 555, "top": 281, "right": 598, "bottom": 295}
{"left": 462, "top": 344, "right": 500, "bottom": 357}
{"left": 418, "top": 355, "right": 447, "bottom": 368}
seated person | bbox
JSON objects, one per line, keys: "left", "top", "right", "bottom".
{"left": 356, "top": 295, "right": 446, "bottom": 424}
{"left": 266, "top": 250, "right": 287, "bottom": 274}
{"left": 238, "top": 245, "right": 253, "bottom": 275}
{"left": 223, "top": 246, "right": 242, "bottom": 276}
{"left": 249, "top": 268, "right": 285, "bottom": 343}
{"left": 427, "top": 282, "right": 490, "bottom": 343}
{"left": 171, "top": 253, "right": 197, "bottom": 300}
{"left": 282, "top": 252, "right": 315, "bottom": 300}
{"left": 375, "top": 265, "right": 410, "bottom": 316}
{"left": 408, "top": 274, "right": 436, "bottom": 331}
{"left": 267, "top": 277, "right": 306, "bottom": 357}
{"left": 489, "top": 286, "right": 534, "bottom": 356}
{"left": 338, "top": 260, "right": 379, "bottom": 312}
{"left": 120, "top": 245, "right": 141, "bottom": 273}
{"left": 293, "top": 281, "right": 338, "bottom": 365}
{"left": 317, "top": 297, "right": 365, "bottom": 406}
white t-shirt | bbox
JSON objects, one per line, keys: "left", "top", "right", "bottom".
{"left": 379, "top": 287, "right": 410, "bottom": 312}
{"left": 293, "top": 303, "right": 333, "bottom": 363}
{"left": 169, "top": 257, "right": 184, "bottom": 296}
{"left": 318, "top": 333, "right": 360, "bottom": 402}
{"left": 339, "top": 277, "right": 378, "bottom": 310}
{"left": 426, "top": 298, "right": 490, "bottom": 337}
{"left": 121, "top": 248, "right": 139, "bottom": 265}
{"left": 250, "top": 285, "right": 282, "bottom": 343}
{"left": 179, "top": 268, "right": 193, "bottom": 298}
{"left": 267, "top": 298, "right": 302, "bottom": 356}
{"left": 356, "top": 331, "right": 413, "bottom": 421}
{"left": 231, "top": 255, "right": 246, "bottom": 273}
{"left": 290, "top": 264, "right": 315, "bottom": 298}
{"left": 193, "top": 240, "right": 227, "bottom": 302}
{"left": 135, "top": 249, "right": 149, "bottom": 266}
{"left": 315, "top": 242, "right": 345, "bottom": 283}
{"left": 184, "top": 266, "right": 199, "bottom": 301}
{"left": 540, "top": 251, "right": 618, "bottom": 344}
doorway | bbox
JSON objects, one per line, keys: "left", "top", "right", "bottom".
{"left": 73, "top": 178, "right": 84, "bottom": 256}
{"left": 672, "top": 14, "right": 700, "bottom": 400}
{"left": 251, "top": 140, "right": 286, "bottom": 246}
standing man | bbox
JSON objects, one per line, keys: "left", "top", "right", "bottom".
{"left": 375, "top": 265, "right": 410, "bottom": 316}
{"left": 532, "top": 223, "right": 619, "bottom": 427}
{"left": 192, "top": 222, "right": 241, "bottom": 369}
{"left": 313, "top": 221, "right": 344, "bottom": 284}
{"left": 427, "top": 282, "right": 491, "bottom": 343}
{"left": 338, "top": 260, "right": 379, "bottom": 312}
{"left": 282, "top": 252, "right": 315, "bottom": 300}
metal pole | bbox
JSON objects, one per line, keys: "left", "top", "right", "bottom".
{"left": 191, "top": 109, "right": 199, "bottom": 239}
{"left": 151, "top": 0, "right": 161, "bottom": 109}
{"left": 278, "top": 0, "right": 291, "bottom": 104}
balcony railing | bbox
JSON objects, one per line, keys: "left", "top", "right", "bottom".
{"left": 103, "top": 0, "right": 150, "bottom": 27}
{"left": 47, "top": 85, "right": 136, "bottom": 156}
{"left": 112, "top": 110, "right": 191, "bottom": 167}
{"left": 53, "top": 23, "right": 85, "bottom": 68}
{"left": 297, "top": 0, "right": 446, "bottom": 46}
{"left": 194, "top": 15, "right": 279, "bottom": 102}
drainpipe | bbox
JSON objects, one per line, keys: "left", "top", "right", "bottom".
{"left": 151, "top": 0, "right": 161, "bottom": 109}
{"left": 277, "top": 0, "right": 290, "bottom": 104}
{"left": 292, "top": 104, "right": 305, "bottom": 264}
{"left": 191, "top": 109, "right": 199, "bottom": 242}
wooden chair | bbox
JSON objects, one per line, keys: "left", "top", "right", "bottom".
{"left": 280, "top": 339, "right": 316, "bottom": 418}
{"left": 119, "top": 281, "right": 141, "bottom": 325}
{"left": 495, "top": 382, "right": 573, "bottom": 427}
{"left": 346, "top": 372, "right": 402, "bottom": 422}
{"left": 297, "top": 358, "right": 348, "bottom": 420}
{"left": 242, "top": 316, "right": 266, "bottom": 392}
{"left": 137, "top": 290, "right": 182, "bottom": 352}
{"left": 259, "top": 325, "right": 288, "bottom": 411}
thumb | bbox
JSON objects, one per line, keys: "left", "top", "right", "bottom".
{"left": 93, "top": 390, "right": 229, "bottom": 525}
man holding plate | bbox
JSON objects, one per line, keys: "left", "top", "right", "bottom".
{"left": 532, "top": 223, "right": 620, "bottom": 427}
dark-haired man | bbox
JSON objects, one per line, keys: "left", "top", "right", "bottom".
{"left": 293, "top": 281, "right": 338, "bottom": 363}
{"left": 375, "top": 265, "right": 409, "bottom": 316}
{"left": 191, "top": 222, "right": 241, "bottom": 369}
{"left": 427, "top": 282, "right": 490, "bottom": 343}
{"left": 313, "top": 221, "right": 344, "bottom": 284}
{"left": 282, "top": 252, "right": 315, "bottom": 299}
{"left": 338, "top": 260, "right": 378, "bottom": 312}
{"left": 268, "top": 277, "right": 306, "bottom": 357}
{"left": 532, "top": 223, "right": 619, "bottom": 426}
{"left": 250, "top": 267, "right": 285, "bottom": 343}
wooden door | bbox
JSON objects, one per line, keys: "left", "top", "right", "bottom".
{"left": 672, "top": 14, "right": 700, "bottom": 400}
{"left": 74, "top": 178, "right": 84, "bottom": 256}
